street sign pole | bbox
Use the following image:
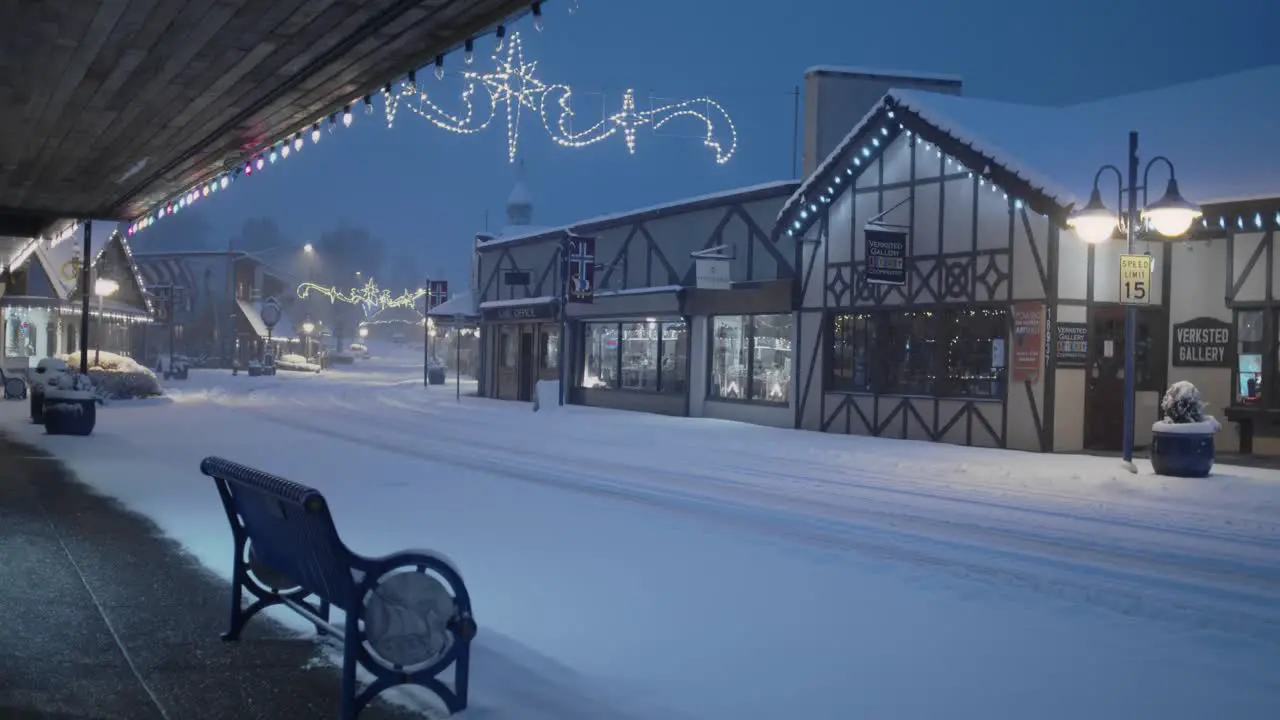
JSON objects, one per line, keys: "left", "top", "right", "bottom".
{"left": 430, "top": 274, "right": 435, "bottom": 386}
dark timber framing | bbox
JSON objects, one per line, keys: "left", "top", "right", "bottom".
{"left": 789, "top": 97, "right": 1060, "bottom": 452}
{"left": 0, "top": 0, "right": 541, "bottom": 233}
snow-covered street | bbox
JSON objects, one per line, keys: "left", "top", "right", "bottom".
{"left": 3, "top": 346, "right": 1279, "bottom": 719}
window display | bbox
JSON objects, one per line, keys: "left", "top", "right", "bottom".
{"left": 882, "top": 311, "right": 938, "bottom": 395}
{"left": 581, "top": 322, "right": 618, "bottom": 389}
{"left": 539, "top": 325, "right": 559, "bottom": 370}
{"left": 828, "top": 307, "right": 1007, "bottom": 398}
{"left": 829, "top": 313, "right": 876, "bottom": 392}
{"left": 1237, "top": 310, "right": 1264, "bottom": 403}
{"left": 709, "top": 314, "right": 792, "bottom": 403}
{"left": 581, "top": 319, "right": 686, "bottom": 393}
{"left": 942, "top": 308, "right": 1007, "bottom": 398}
{"left": 660, "top": 320, "right": 688, "bottom": 394}
{"left": 620, "top": 322, "right": 659, "bottom": 390}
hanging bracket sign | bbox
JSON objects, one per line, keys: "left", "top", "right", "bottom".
{"left": 864, "top": 224, "right": 907, "bottom": 286}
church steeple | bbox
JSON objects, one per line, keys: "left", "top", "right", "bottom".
{"left": 506, "top": 159, "right": 533, "bottom": 227}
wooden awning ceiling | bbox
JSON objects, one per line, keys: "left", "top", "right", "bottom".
{"left": 0, "top": 0, "right": 542, "bottom": 237}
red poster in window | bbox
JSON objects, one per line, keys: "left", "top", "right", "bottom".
{"left": 1012, "top": 301, "right": 1044, "bottom": 383}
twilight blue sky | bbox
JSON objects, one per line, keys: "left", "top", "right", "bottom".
{"left": 134, "top": 0, "right": 1280, "bottom": 288}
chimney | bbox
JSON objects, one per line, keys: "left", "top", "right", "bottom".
{"left": 802, "top": 67, "right": 963, "bottom": 176}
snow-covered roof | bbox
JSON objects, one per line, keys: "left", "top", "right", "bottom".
{"left": 428, "top": 290, "right": 478, "bottom": 318}
{"left": 784, "top": 65, "right": 1280, "bottom": 230}
{"left": 804, "top": 65, "right": 963, "bottom": 84}
{"left": 478, "top": 225, "right": 563, "bottom": 247}
{"left": 575, "top": 180, "right": 799, "bottom": 230}
{"left": 479, "top": 295, "right": 557, "bottom": 308}
{"left": 236, "top": 298, "right": 269, "bottom": 338}
{"left": 480, "top": 181, "right": 800, "bottom": 250}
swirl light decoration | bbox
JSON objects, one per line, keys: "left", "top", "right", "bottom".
{"left": 382, "top": 31, "right": 736, "bottom": 164}
{"left": 297, "top": 279, "right": 428, "bottom": 320}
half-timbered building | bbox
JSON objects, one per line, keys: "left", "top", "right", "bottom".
{"left": 474, "top": 180, "right": 800, "bottom": 426}
{"left": 1, "top": 223, "right": 152, "bottom": 372}
{"left": 781, "top": 64, "right": 1280, "bottom": 455}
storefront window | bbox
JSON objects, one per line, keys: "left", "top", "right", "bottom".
{"left": 881, "top": 311, "right": 938, "bottom": 395}
{"left": 581, "top": 322, "right": 618, "bottom": 389}
{"left": 710, "top": 316, "right": 748, "bottom": 399}
{"left": 751, "top": 315, "right": 792, "bottom": 403}
{"left": 620, "top": 321, "right": 659, "bottom": 390}
{"left": 710, "top": 314, "right": 792, "bottom": 404}
{"left": 660, "top": 321, "right": 688, "bottom": 394}
{"left": 829, "top": 313, "right": 877, "bottom": 392}
{"left": 582, "top": 319, "right": 688, "bottom": 393}
{"left": 828, "top": 308, "right": 1008, "bottom": 398}
{"left": 539, "top": 325, "right": 559, "bottom": 370}
{"left": 942, "top": 308, "right": 1007, "bottom": 398}
{"left": 1238, "top": 310, "right": 1265, "bottom": 403}
{"left": 500, "top": 326, "right": 517, "bottom": 369}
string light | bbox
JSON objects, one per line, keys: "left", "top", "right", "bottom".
{"left": 297, "top": 278, "right": 430, "bottom": 321}
{"left": 464, "top": 39, "right": 475, "bottom": 65}
{"left": 780, "top": 104, "right": 1041, "bottom": 238}
{"left": 382, "top": 31, "right": 736, "bottom": 164}
{"left": 532, "top": 1, "right": 544, "bottom": 31}
{"left": 311, "top": 123, "right": 321, "bottom": 143}
{"left": 435, "top": 55, "right": 445, "bottom": 81}
{"left": 342, "top": 105, "right": 353, "bottom": 127}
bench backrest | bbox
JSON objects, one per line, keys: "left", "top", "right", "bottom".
{"left": 200, "top": 456, "right": 357, "bottom": 608}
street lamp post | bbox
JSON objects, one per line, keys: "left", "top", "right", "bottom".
{"left": 93, "top": 277, "right": 120, "bottom": 367}
{"left": 302, "top": 319, "right": 315, "bottom": 360}
{"left": 1067, "top": 131, "right": 1203, "bottom": 471}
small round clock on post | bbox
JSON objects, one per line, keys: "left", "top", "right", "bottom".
{"left": 260, "top": 296, "right": 282, "bottom": 365}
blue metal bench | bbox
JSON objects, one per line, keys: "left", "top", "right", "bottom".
{"left": 200, "top": 456, "right": 477, "bottom": 718}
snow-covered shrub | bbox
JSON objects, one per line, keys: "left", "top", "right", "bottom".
{"left": 60, "top": 351, "right": 163, "bottom": 400}
{"left": 1160, "top": 380, "right": 1207, "bottom": 424}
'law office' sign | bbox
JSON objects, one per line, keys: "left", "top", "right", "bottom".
{"left": 1171, "top": 316, "right": 1233, "bottom": 367}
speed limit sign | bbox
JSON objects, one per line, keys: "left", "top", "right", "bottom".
{"left": 1119, "top": 254, "right": 1151, "bottom": 305}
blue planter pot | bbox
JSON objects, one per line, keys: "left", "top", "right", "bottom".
{"left": 1151, "top": 430, "right": 1215, "bottom": 478}
{"left": 428, "top": 367, "right": 446, "bottom": 385}
{"left": 43, "top": 397, "right": 97, "bottom": 437}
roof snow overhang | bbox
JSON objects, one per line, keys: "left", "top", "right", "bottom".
{"left": 779, "top": 66, "right": 1280, "bottom": 242}
{"left": 0, "top": 0, "right": 544, "bottom": 236}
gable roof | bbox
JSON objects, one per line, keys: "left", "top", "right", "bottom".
{"left": 27, "top": 224, "right": 153, "bottom": 315}
{"left": 780, "top": 65, "right": 1280, "bottom": 236}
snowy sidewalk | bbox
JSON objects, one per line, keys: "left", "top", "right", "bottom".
{"left": 0, "top": 432, "right": 416, "bottom": 720}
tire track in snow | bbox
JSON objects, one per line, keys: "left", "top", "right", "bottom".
{"left": 234, "top": 384, "right": 1280, "bottom": 644}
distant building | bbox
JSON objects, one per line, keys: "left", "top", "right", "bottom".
{"left": 1, "top": 222, "right": 151, "bottom": 372}
{"left": 133, "top": 250, "right": 296, "bottom": 366}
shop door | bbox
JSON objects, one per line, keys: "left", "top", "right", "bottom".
{"left": 1084, "top": 307, "right": 1129, "bottom": 451}
{"left": 518, "top": 330, "right": 535, "bottom": 402}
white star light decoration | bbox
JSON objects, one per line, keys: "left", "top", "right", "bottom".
{"left": 382, "top": 32, "right": 736, "bottom": 164}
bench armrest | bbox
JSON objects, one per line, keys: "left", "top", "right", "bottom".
{"left": 349, "top": 548, "right": 473, "bottom": 612}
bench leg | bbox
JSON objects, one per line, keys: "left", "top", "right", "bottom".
{"left": 222, "top": 536, "right": 278, "bottom": 641}
{"left": 339, "top": 612, "right": 362, "bottom": 720}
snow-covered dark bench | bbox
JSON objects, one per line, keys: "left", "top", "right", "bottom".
{"left": 200, "top": 456, "right": 477, "bottom": 718}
